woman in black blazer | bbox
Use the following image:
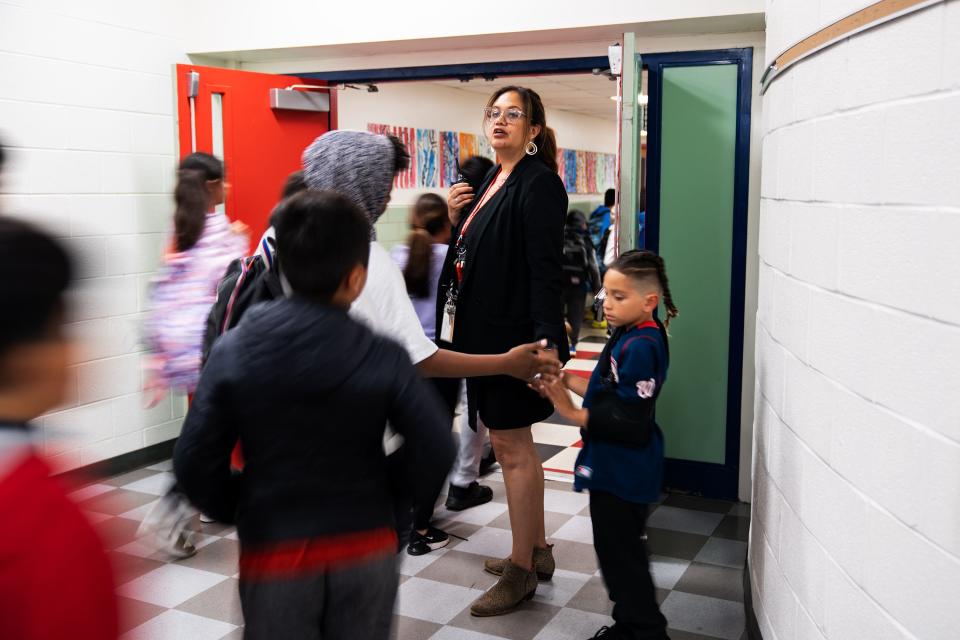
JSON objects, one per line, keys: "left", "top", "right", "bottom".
{"left": 440, "top": 86, "right": 569, "bottom": 616}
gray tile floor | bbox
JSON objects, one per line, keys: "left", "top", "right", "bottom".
{"left": 80, "top": 463, "right": 749, "bottom": 639}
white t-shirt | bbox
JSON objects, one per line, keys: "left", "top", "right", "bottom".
{"left": 351, "top": 242, "right": 439, "bottom": 364}
{"left": 257, "top": 227, "right": 437, "bottom": 364}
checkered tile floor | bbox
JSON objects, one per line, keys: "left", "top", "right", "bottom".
{"left": 73, "top": 328, "right": 749, "bottom": 639}
{"left": 76, "top": 465, "right": 749, "bottom": 640}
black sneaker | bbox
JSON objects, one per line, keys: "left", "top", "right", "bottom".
{"left": 445, "top": 482, "right": 494, "bottom": 512}
{"left": 407, "top": 526, "right": 450, "bottom": 556}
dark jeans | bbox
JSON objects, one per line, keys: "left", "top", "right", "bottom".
{"left": 411, "top": 377, "right": 459, "bottom": 531}
{"left": 590, "top": 490, "right": 669, "bottom": 640}
{"left": 564, "top": 285, "right": 587, "bottom": 346}
{"left": 239, "top": 553, "right": 398, "bottom": 640}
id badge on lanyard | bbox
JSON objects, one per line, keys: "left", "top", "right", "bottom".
{"left": 440, "top": 284, "right": 457, "bottom": 343}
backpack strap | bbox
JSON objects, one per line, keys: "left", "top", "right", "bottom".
{"left": 221, "top": 256, "right": 254, "bottom": 334}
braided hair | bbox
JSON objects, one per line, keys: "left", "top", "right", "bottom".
{"left": 609, "top": 250, "right": 679, "bottom": 327}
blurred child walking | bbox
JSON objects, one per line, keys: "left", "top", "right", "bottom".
{"left": 0, "top": 218, "right": 118, "bottom": 639}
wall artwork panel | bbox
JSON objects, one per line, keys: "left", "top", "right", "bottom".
{"left": 440, "top": 130, "right": 460, "bottom": 187}
{"left": 477, "top": 135, "right": 495, "bottom": 161}
{"left": 563, "top": 149, "right": 577, "bottom": 193}
{"left": 368, "top": 123, "right": 417, "bottom": 189}
{"left": 416, "top": 128, "right": 439, "bottom": 188}
{"left": 575, "top": 150, "right": 588, "bottom": 194}
{"left": 458, "top": 132, "right": 478, "bottom": 163}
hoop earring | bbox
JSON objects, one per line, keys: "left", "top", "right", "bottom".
{"left": 525, "top": 140, "right": 538, "bottom": 156}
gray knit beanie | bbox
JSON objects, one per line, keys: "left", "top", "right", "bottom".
{"left": 302, "top": 130, "right": 396, "bottom": 235}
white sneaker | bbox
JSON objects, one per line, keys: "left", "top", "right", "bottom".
{"left": 136, "top": 492, "right": 200, "bottom": 559}
{"left": 199, "top": 513, "right": 216, "bottom": 524}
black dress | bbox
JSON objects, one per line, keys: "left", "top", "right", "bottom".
{"left": 436, "top": 154, "right": 569, "bottom": 429}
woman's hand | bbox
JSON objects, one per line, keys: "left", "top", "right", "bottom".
{"left": 447, "top": 183, "right": 474, "bottom": 225}
{"left": 230, "top": 220, "right": 250, "bottom": 236}
{"left": 501, "top": 339, "right": 561, "bottom": 381}
{"left": 535, "top": 373, "right": 589, "bottom": 426}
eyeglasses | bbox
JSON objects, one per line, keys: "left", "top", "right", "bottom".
{"left": 483, "top": 107, "right": 526, "bottom": 123}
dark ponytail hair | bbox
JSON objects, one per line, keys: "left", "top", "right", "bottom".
{"left": 174, "top": 152, "right": 223, "bottom": 252}
{"left": 610, "top": 250, "right": 679, "bottom": 327}
{"left": 484, "top": 86, "right": 558, "bottom": 173}
{"left": 403, "top": 193, "right": 449, "bottom": 299}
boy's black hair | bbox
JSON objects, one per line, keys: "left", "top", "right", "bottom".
{"left": 280, "top": 171, "right": 308, "bottom": 200}
{"left": 566, "top": 209, "right": 587, "bottom": 227}
{"left": 609, "top": 250, "right": 679, "bottom": 327}
{"left": 460, "top": 155, "right": 494, "bottom": 193}
{"left": 604, "top": 188, "right": 616, "bottom": 207}
{"left": 0, "top": 218, "right": 72, "bottom": 357}
{"left": 387, "top": 135, "right": 412, "bottom": 176}
{"left": 272, "top": 190, "right": 371, "bottom": 303}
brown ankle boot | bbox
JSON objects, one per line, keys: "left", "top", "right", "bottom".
{"left": 470, "top": 560, "right": 537, "bottom": 617}
{"left": 483, "top": 544, "right": 555, "bottom": 581}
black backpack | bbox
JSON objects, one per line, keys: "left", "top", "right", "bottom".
{"left": 562, "top": 228, "right": 590, "bottom": 286}
{"left": 201, "top": 254, "right": 284, "bottom": 366}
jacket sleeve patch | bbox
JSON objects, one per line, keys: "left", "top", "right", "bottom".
{"left": 636, "top": 378, "right": 657, "bottom": 399}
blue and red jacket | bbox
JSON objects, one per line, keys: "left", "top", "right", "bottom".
{"left": 574, "top": 319, "right": 669, "bottom": 504}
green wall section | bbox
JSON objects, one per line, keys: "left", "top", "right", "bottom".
{"left": 374, "top": 204, "right": 412, "bottom": 249}
{"left": 655, "top": 64, "right": 738, "bottom": 465}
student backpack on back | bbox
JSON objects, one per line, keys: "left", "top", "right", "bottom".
{"left": 562, "top": 229, "right": 590, "bottom": 286}
{"left": 201, "top": 254, "right": 284, "bottom": 366}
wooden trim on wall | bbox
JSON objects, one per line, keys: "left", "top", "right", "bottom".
{"left": 761, "top": 0, "right": 945, "bottom": 93}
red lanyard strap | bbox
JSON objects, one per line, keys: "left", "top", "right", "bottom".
{"left": 455, "top": 167, "right": 508, "bottom": 285}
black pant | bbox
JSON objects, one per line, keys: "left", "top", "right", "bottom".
{"left": 590, "top": 490, "right": 669, "bottom": 639}
{"left": 410, "top": 377, "right": 459, "bottom": 531}
{"left": 564, "top": 285, "right": 587, "bottom": 346}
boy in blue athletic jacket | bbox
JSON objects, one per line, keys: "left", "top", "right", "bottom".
{"left": 537, "top": 250, "right": 679, "bottom": 640}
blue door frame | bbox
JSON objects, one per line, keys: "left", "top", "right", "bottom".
{"left": 643, "top": 48, "right": 753, "bottom": 500}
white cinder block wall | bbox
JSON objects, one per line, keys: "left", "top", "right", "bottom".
{"left": 0, "top": 0, "right": 190, "bottom": 471}
{"left": 751, "top": 1, "right": 960, "bottom": 639}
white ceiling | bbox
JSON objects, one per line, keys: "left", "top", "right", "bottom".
{"left": 431, "top": 72, "right": 648, "bottom": 121}
{"left": 434, "top": 73, "right": 617, "bottom": 121}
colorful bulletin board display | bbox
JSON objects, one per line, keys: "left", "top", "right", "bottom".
{"left": 368, "top": 122, "right": 614, "bottom": 194}
{"left": 368, "top": 123, "right": 417, "bottom": 189}
{"left": 416, "top": 129, "right": 439, "bottom": 188}
{"left": 440, "top": 131, "right": 460, "bottom": 187}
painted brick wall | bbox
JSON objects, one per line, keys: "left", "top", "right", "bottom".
{"left": 751, "top": 2, "right": 960, "bottom": 639}
{"left": 0, "top": 0, "right": 190, "bottom": 471}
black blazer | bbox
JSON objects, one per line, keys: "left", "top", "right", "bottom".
{"left": 437, "top": 154, "right": 570, "bottom": 363}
